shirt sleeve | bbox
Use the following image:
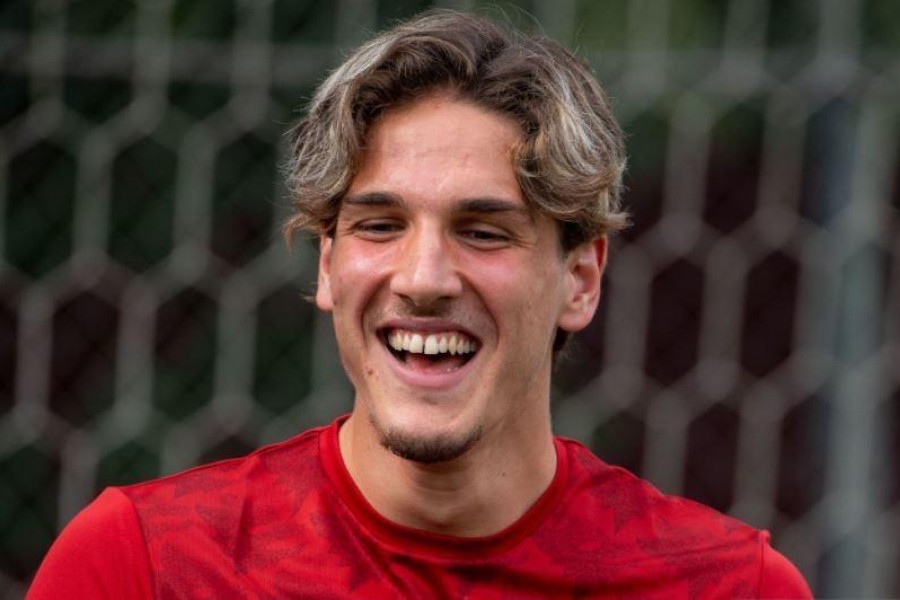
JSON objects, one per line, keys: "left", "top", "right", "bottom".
{"left": 758, "top": 537, "right": 813, "bottom": 599}
{"left": 26, "top": 487, "right": 153, "bottom": 600}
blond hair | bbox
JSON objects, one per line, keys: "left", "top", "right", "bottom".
{"left": 283, "top": 9, "right": 627, "bottom": 251}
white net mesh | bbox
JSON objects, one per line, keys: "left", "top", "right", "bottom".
{"left": 1, "top": 0, "right": 898, "bottom": 597}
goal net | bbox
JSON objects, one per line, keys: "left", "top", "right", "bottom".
{"left": 1, "top": 0, "right": 897, "bottom": 597}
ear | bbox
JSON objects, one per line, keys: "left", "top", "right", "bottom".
{"left": 557, "top": 237, "right": 607, "bottom": 333}
{"left": 316, "top": 236, "right": 335, "bottom": 312}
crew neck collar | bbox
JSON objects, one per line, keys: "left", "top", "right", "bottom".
{"left": 318, "top": 415, "right": 570, "bottom": 559}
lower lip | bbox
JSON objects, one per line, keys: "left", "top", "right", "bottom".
{"left": 381, "top": 343, "right": 477, "bottom": 390}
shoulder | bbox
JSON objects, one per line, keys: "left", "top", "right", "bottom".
{"left": 122, "top": 424, "right": 324, "bottom": 507}
{"left": 27, "top": 488, "right": 152, "bottom": 599}
{"left": 759, "top": 539, "right": 813, "bottom": 598}
{"left": 119, "top": 425, "right": 328, "bottom": 538}
{"left": 121, "top": 424, "right": 332, "bottom": 575}
{"left": 552, "top": 438, "right": 812, "bottom": 597}
{"left": 558, "top": 437, "right": 753, "bottom": 545}
{"left": 30, "top": 424, "right": 334, "bottom": 598}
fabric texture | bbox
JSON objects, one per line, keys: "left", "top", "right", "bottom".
{"left": 28, "top": 416, "right": 812, "bottom": 599}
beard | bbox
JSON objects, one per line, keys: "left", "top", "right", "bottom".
{"left": 372, "top": 414, "right": 483, "bottom": 464}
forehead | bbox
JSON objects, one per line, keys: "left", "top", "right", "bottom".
{"left": 348, "top": 96, "right": 526, "bottom": 210}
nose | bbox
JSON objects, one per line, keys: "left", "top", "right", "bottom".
{"left": 390, "top": 227, "right": 463, "bottom": 306}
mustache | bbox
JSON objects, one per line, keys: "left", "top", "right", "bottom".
{"left": 379, "top": 298, "right": 471, "bottom": 322}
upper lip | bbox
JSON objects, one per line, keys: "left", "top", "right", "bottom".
{"left": 377, "top": 318, "right": 482, "bottom": 343}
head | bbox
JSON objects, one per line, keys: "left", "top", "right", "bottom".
{"left": 283, "top": 8, "right": 629, "bottom": 286}
{"left": 285, "top": 10, "right": 627, "bottom": 462}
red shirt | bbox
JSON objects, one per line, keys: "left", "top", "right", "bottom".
{"left": 28, "top": 417, "right": 811, "bottom": 598}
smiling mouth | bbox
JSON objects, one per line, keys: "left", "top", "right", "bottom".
{"left": 382, "top": 329, "right": 479, "bottom": 372}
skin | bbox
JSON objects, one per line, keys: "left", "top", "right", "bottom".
{"left": 316, "top": 93, "right": 606, "bottom": 536}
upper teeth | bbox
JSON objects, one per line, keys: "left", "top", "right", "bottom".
{"left": 388, "top": 331, "right": 477, "bottom": 355}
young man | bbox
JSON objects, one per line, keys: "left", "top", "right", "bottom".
{"left": 29, "top": 11, "right": 811, "bottom": 598}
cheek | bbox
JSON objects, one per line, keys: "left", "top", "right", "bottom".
{"left": 330, "top": 245, "right": 395, "bottom": 305}
{"left": 479, "top": 260, "right": 565, "bottom": 338}
{"left": 477, "top": 258, "right": 561, "bottom": 304}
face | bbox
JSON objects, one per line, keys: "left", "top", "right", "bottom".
{"left": 317, "top": 95, "right": 604, "bottom": 463}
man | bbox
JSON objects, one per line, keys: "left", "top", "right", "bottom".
{"left": 29, "top": 10, "right": 811, "bottom": 598}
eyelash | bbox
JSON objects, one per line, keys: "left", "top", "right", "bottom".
{"left": 460, "top": 228, "right": 509, "bottom": 243}
{"left": 348, "top": 219, "right": 513, "bottom": 247}
{"left": 353, "top": 220, "right": 403, "bottom": 235}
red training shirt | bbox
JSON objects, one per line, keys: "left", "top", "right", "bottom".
{"left": 28, "top": 416, "right": 812, "bottom": 598}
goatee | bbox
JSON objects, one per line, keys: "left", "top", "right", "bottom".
{"left": 376, "top": 420, "right": 483, "bottom": 464}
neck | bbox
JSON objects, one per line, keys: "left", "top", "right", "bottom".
{"left": 338, "top": 412, "right": 557, "bottom": 537}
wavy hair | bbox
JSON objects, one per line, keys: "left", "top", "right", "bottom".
{"left": 283, "top": 9, "right": 628, "bottom": 251}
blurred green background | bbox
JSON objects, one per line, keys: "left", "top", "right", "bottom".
{"left": 2, "top": 0, "right": 899, "bottom": 597}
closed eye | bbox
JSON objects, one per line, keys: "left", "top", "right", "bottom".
{"left": 459, "top": 227, "right": 511, "bottom": 247}
{"left": 352, "top": 220, "right": 405, "bottom": 240}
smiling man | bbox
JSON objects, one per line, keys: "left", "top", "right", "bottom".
{"left": 315, "top": 94, "right": 594, "bottom": 538}
{"left": 29, "top": 10, "right": 811, "bottom": 598}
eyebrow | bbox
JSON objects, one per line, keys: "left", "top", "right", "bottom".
{"left": 341, "top": 192, "right": 531, "bottom": 219}
{"left": 341, "top": 192, "right": 402, "bottom": 208}
{"left": 457, "top": 198, "right": 530, "bottom": 218}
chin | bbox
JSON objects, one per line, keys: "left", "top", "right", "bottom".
{"left": 370, "top": 411, "right": 483, "bottom": 464}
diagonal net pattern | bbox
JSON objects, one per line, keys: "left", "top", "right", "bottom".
{"left": 1, "top": 0, "right": 898, "bottom": 597}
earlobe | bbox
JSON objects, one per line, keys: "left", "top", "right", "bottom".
{"left": 557, "top": 237, "right": 607, "bottom": 332}
{"left": 316, "top": 236, "right": 335, "bottom": 311}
